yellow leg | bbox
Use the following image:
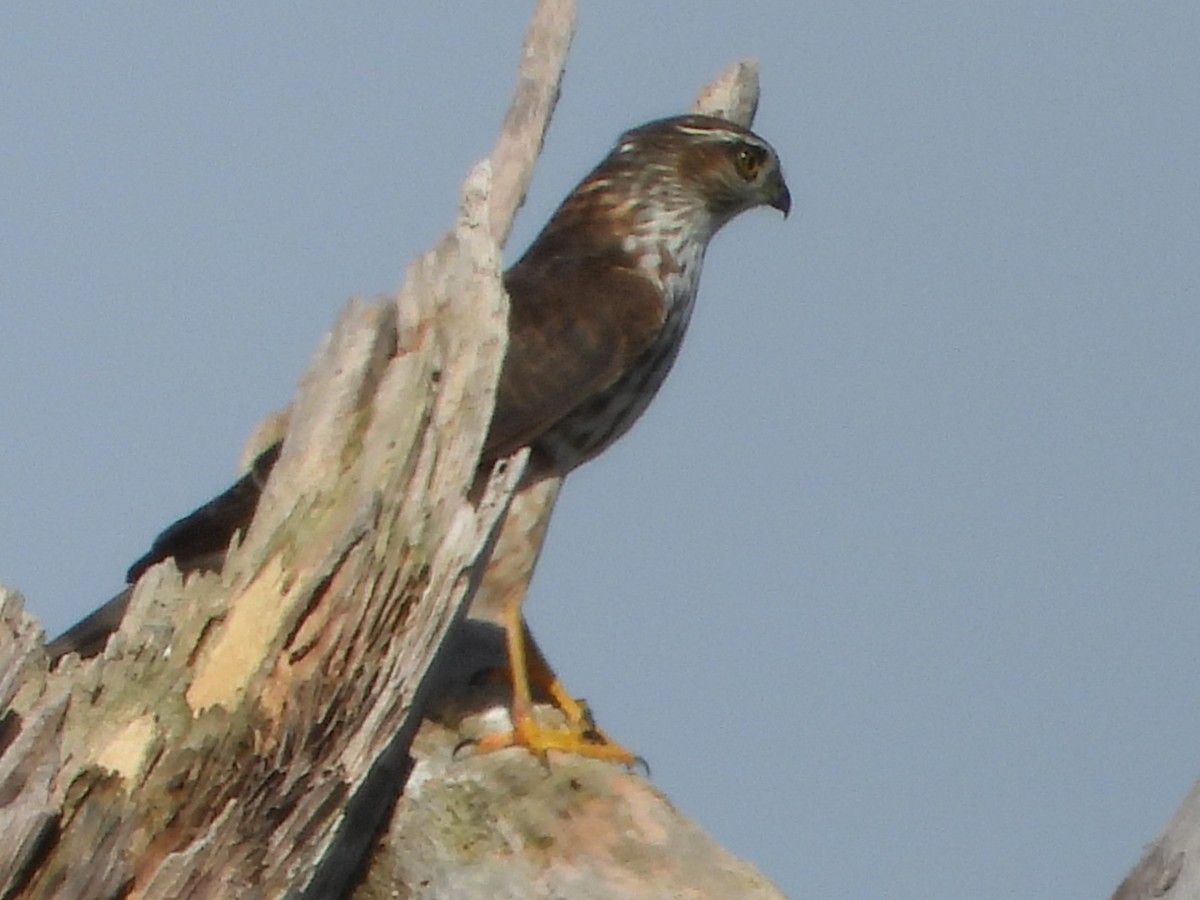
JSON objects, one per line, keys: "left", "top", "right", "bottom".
{"left": 524, "top": 622, "right": 630, "bottom": 747}
{"left": 474, "top": 599, "right": 636, "bottom": 765}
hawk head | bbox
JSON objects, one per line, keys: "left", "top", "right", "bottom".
{"left": 515, "top": 114, "right": 790, "bottom": 303}
{"left": 609, "top": 114, "right": 791, "bottom": 231}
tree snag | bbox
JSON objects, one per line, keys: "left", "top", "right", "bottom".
{"left": 0, "top": 3, "right": 784, "bottom": 897}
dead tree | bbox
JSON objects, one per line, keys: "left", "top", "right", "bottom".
{"left": 1111, "top": 781, "right": 1200, "bottom": 899}
{"left": 0, "top": 3, "right": 784, "bottom": 897}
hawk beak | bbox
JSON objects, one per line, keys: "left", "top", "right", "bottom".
{"left": 766, "top": 172, "right": 791, "bottom": 218}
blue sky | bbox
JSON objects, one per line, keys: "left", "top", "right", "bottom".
{"left": 3, "top": 4, "right": 1199, "bottom": 897}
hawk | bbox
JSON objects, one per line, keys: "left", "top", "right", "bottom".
{"left": 49, "top": 114, "right": 789, "bottom": 758}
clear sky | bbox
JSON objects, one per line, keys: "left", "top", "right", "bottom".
{"left": 3, "top": 4, "right": 1198, "bottom": 897}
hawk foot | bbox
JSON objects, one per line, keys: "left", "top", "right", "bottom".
{"left": 472, "top": 664, "right": 599, "bottom": 730}
{"left": 474, "top": 713, "right": 638, "bottom": 766}
{"left": 468, "top": 667, "right": 637, "bottom": 764}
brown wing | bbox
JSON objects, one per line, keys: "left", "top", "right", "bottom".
{"left": 46, "top": 587, "right": 133, "bottom": 661}
{"left": 125, "top": 440, "right": 282, "bottom": 583}
{"left": 50, "top": 442, "right": 283, "bottom": 658}
{"left": 483, "top": 257, "right": 666, "bottom": 463}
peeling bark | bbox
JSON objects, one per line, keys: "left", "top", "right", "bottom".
{"left": 0, "top": 2, "right": 783, "bottom": 896}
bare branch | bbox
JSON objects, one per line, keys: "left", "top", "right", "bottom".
{"left": 488, "top": 0, "right": 578, "bottom": 246}
{"left": 1111, "top": 781, "right": 1199, "bottom": 900}
{"left": 692, "top": 58, "right": 762, "bottom": 126}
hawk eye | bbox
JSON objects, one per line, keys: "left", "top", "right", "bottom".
{"left": 733, "top": 146, "right": 764, "bottom": 181}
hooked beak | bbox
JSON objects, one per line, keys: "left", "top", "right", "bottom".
{"left": 767, "top": 171, "right": 792, "bottom": 218}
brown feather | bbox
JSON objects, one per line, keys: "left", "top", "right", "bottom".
{"left": 47, "top": 114, "right": 788, "bottom": 660}
{"left": 484, "top": 254, "right": 666, "bottom": 469}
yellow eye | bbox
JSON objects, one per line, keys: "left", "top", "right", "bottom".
{"left": 733, "top": 146, "right": 763, "bottom": 181}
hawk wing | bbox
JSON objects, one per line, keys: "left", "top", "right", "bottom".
{"left": 483, "top": 257, "right": 667, "bottom": 462}
{"left": 124, "top": 440, "right": 282, "bottom": 583}
{"left": 52, "top": 234, "right": 666, "bottom": 659}
{"left": 46, "top": 587, "right": 133, "bottom": 660}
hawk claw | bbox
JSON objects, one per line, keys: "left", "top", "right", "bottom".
{"left": 473, "top": 714, "right": 640, "bottom": 768}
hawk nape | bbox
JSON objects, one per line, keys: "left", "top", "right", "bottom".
{"left": 49, "top": 114, "right": 790, "bottom": 761}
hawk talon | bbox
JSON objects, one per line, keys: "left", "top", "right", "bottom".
{"left": 452, "top": 736, "right": 480, "bottom": 760}
{"left": 473, "top": 717, "right": 641, "bottom": 768}
{"left": 573, "top": 698, "right": 597, "bottom": 732}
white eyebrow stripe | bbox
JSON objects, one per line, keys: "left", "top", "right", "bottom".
{"left": 671, "top": 123, "right": 770, "bottom": 151}
{"left": 673, "top": 124, "right": 743, "bottom": 139}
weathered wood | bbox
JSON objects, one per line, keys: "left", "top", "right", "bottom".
{"left": 1, "top": 2, "right": 785, "bottom": 895}
{"left": 2, "top": 155, "right": 520, "bottom": 897}
{"left": 356, "top": 725, "right": 785, "bottom": 900}
{"left": 1111, "top": 780, "right": 1199, "bottom": 900}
